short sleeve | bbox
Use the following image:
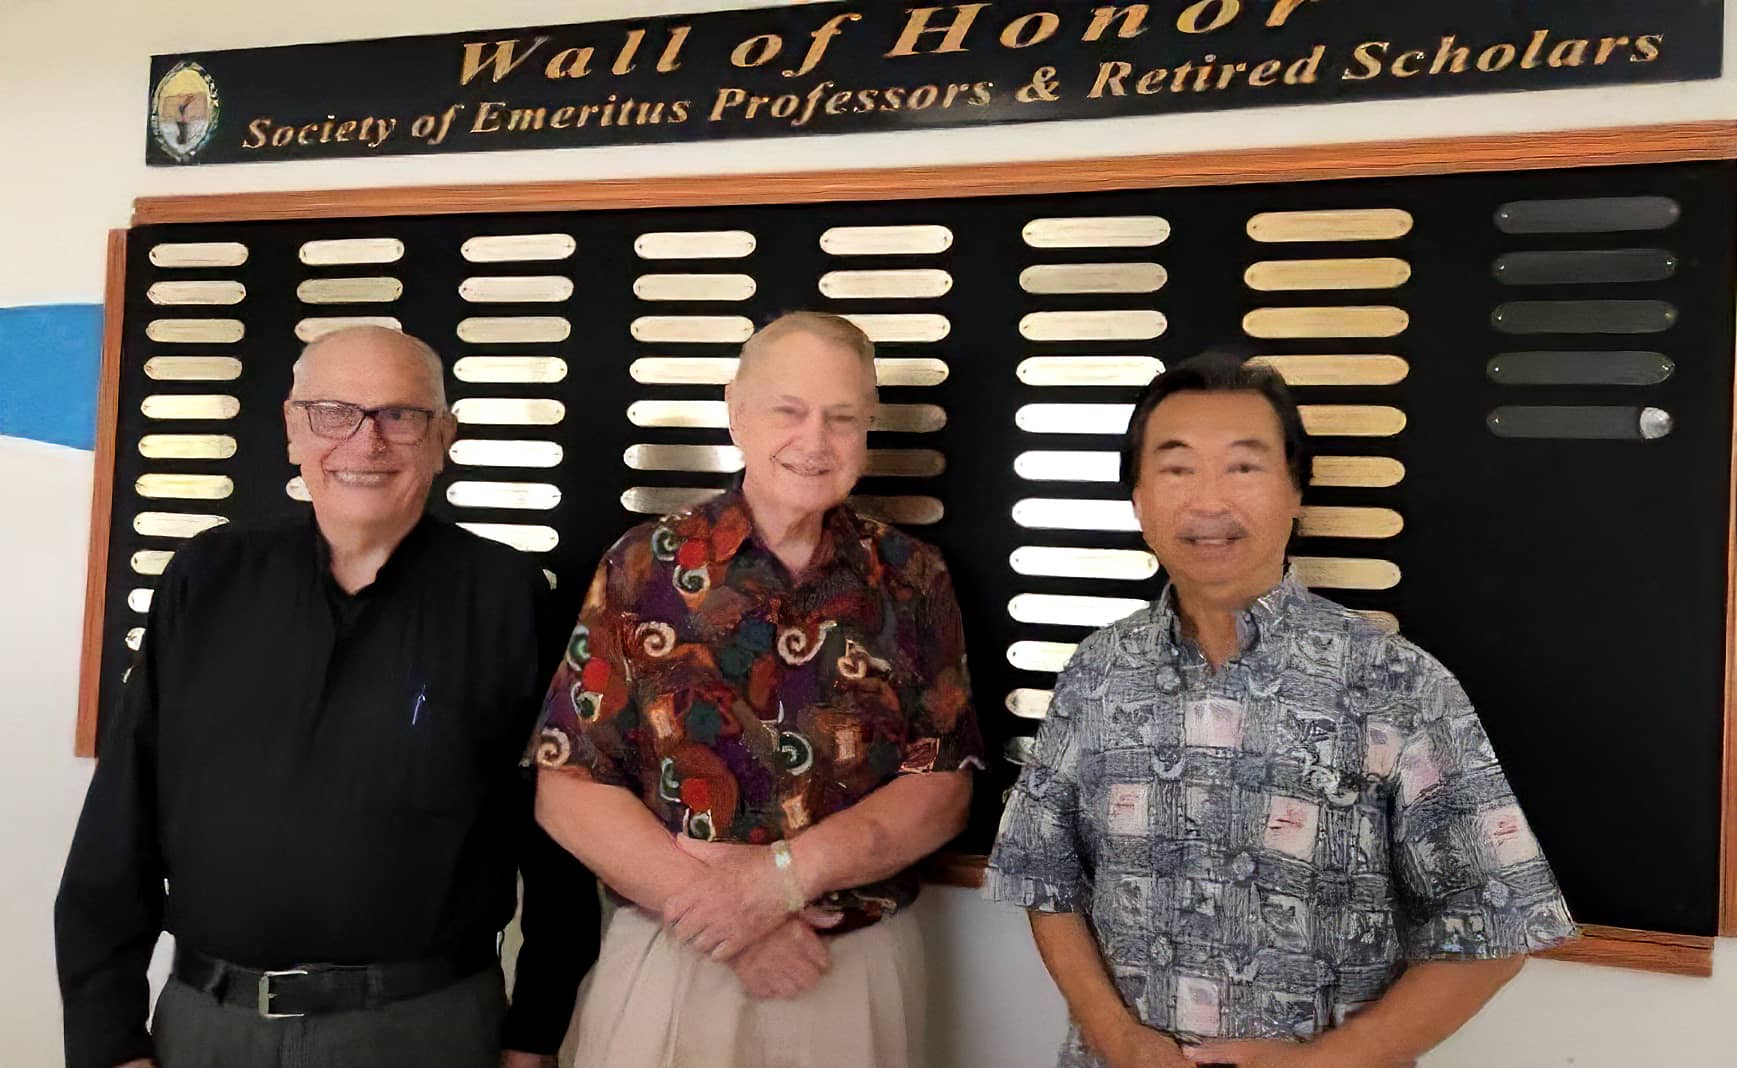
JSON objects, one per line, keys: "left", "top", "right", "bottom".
{"left": 900, "top": 551, "right": 986, "bottom": 775}
{"left": 1385, "top": 648, "right": 1577, "bottom": 960}
{"left": 983, "top": 644, "right": 1092, "bottom": 913}
{"left": 523, "top": 552, "right": 641, "bottom": 792}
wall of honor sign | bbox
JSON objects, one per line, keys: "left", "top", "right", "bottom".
{"left": 100, "top": 159, "right": 1735, "bottom": 940}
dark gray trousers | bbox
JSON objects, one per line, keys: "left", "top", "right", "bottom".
{"left": 151, "top": 967, "right": 506, "bottom": 1068}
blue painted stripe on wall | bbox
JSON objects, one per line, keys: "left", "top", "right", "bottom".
{"left": 0, "top": 304, "right": 102, "bottom": 450}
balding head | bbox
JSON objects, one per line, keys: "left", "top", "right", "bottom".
{"left": 282, "top": 325, "right": 456, "bottom": 544}
{"left": 291, "top": 325, "right": 448, "bottom": 410}
{"left": 732, "top": 312, "right": 876, "bottom": 399}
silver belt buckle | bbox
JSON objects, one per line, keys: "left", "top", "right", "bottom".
{"left": 258, "top": 968, "right": 309, "bottom": 1019}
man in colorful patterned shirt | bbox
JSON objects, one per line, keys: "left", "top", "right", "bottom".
{"left": 986, "top": 351, "right": 1576, "bottom": 1068}
{"left": 530, "top": 312, "right": 983, "bottom": 1068}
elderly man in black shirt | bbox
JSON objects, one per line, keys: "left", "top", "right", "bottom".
{"left": 55, "top": 326, "right": 596, "bottom": 1068}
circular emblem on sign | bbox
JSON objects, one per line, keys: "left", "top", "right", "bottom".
{"left": 150, "top": 61, "right": 219, "bottom": 163}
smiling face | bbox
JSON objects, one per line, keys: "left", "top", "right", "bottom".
{"left": 726, "top": 327, "right": 875, "bottom": 524}
{"left": 1130, "top": 390, "right": 1303, "bottom": 602}
{"left": 282, "top": 328, "right": 455, "bottom": 541}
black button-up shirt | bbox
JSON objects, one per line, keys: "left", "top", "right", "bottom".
{"left": 55, "top": 514, "right": 597, "bottom": 1068}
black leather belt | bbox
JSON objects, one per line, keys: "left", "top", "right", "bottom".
{"left": 172, "top": 945, "right": 496, "bottom": 1019}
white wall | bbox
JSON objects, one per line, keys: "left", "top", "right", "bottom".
{"left": 2, "top": 1, "right": 1735, "bottom": 1065}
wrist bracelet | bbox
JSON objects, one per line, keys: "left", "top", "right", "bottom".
{"left": 770, "top": 840, "right": 807, "bottom": 913}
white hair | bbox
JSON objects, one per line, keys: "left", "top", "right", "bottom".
{"left": 290, "top": 325, "right": 447, "bottom": 409}
{"left": 732, "top": 311, "right": 877, "bottom": 395}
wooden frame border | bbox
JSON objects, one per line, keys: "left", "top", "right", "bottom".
{"left": 105, "top": 120, "right": 1737, "bottom": 970}
{"left": 922, "top": 854, "right": 1716, "bottom": 978}
{"left": 1724, "top": 277, "right": 1737, "bottom": 939}
{"left": 133, "top": 121, "right": 1737, "bottom": 226}
{"left": 75, "top": 229, "right": 128, "bottom": 758}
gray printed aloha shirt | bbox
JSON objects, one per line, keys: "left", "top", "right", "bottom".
{"left": 984, "top": 571, "right": 1576, "bottom": 1064}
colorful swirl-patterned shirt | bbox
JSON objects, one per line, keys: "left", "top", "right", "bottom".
{"left": 529, "top": 490, "right": 984, "bottom": 925}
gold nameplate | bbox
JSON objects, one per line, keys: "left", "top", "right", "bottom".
{"left": 149, "top": 242, "right": 248, "bottom": 268}
{"left": 138, "top": 434, "right": 237, "bottom": 460}
{"left": 1291, "top": 556, "right": 1402, "bottom": 591}
{"left": 817, "top": 269, "right": 953, "bottom": 300}
{"left": 850, "top": 495, "right": 944, "bottom": 525}
{"left": 445, "top": 481, "right": 562, "bottom": 510}
{"left": 286, "top": 477, "right": 310, "bottom": 501}
{"left": 1247, "top": 209, "right": 1414, "bottom": 243}
{"left": 459, "top": 276, "right": 575, "bottom": 303}
{"left": 627, "top": 356, "right": 949, "bottom": 387}
{"left": 1296, "top": 506, "right": 1404, "bottom": 539}
{"left": 134, "top": 512, "right": 227, "bottom": 538}
{"left": 147, "top": 319, "right": 245, "bottom": 344}
{"left": 1006, "top": 689, "right": 1054, "bottom": 720}
{"left": 126, "top": 627, "right": 145, "bottom": 651}
{"left": 456, "top": 316, "right": 571, "bottom": 344}
{"left": 448, "top": 440, "right": 565, "bottom": 468}
{"left": 147, "top": 281, "right": 246, "bottom": 306}
{"left": 1356, "top": 610, "right": 1401, "bottom": 634}
{"left": 1006, "top": 641, "right": 1078, "bottom": 674}
{"left": 625, "top": 444, "right": 744, "bottom": 473}
{"left": 621, "top": 486, "right": 727, "bottom": 514}
{"left": 461, "top": 234, "right": 577, "bottom": 263}
{"left": 1310, "top": 456, "right": 1406, "bottom": 488}
{"left": 863, "top": 449, "right": 946, "bottom": 477}
{"left": 819, "top": 225, "right": 953, "bottom": 256}
{"left": 140, "top": 394, "right": 240, "bottom": 421}
{"left": 838, "top": 314, "right": 951, "bottom": 343}
{"left": 452, "top": 356, "right": 568, "bottom": 384}
{"left": 1010, "top": 546, "right": 1158, "bottom": 581}
{"left": 633, "top": 274, "right": 757, "bottom": 302}
{"left": 1298, "top": 405, "right": 1408, "bottom": 437}
{"left": 1014, "top": 451, "right": 1120, "bottom": 483}
{"left": 144, "top": 356, "right": 242, "bottom": 382}
{"left": 457, "top": 522, "right": 561, "bottom": 552}
{"left": 297, "top": 277, "right": 404, "bottom": 304}
{"left": 635, "top": 230, "right": 757, "bottom": 260}
{"left": 1244, "top": 258, "right": 1412, "bottom": 291}
{"left": 128, "top": 589, "right": 154, "bottom": 614}
{"left": 299, "top": 238, "right": 405, "bottom": 266}
{"left": 1012, "top": 498, "right": 1139, "bottom": 532}
{"left": 1243, "top": 306, "right": 1409, "bottom": 339}
{"left": 1015, "top": 404, "right": 1134, "bottom": 435}
{"left": 627, "top": 400, "right": 728, "bottom": 428}
{"left": 451, "top": 397, "right": 566, "bottom": 425}
{"left": 1249, "top": 354, "right": 1410, "bottom": 386}
{"left": 630, "top": 316, "right": 755, "bottom": 344}
{"left": 874, "top": 358, "right": 951, "bottom": 387}
{"left": 629, "top": 358, "right": 739, "bottom": 385}
{"left": 1023, "top": 216, "right": 1170, "bottom": 248}
{"left": 1016, "top": 356, "right": 1163, "bottom": 387}
{"left": 1020, "top": 310, "right": 1166, "bottom": 342}
{"left": 295, "top": 317, "right": 402, "bottom": 342}
{"left": 873, "top": 404, "right": 947, "bottom": 433}
{"left": 131, "top": 550, "right": 174, "bottom": 576}
{"left": 451, "top": 398, "right": 567, "bottom": 426}
{"left": 1009, "top": 593, "right": 1148, "bottom": 628}
{"left": 1020, "top": 263, "right": 1168, "bottom": 295}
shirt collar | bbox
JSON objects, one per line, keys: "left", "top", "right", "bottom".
{"left": 307, "top": 507, "right": 435, "bottom": 597}
{"left": 705, "top": 487, "right": 879, "bottom": 585}
{"left": 1151, "top": 566, "right": 1307, "bottom": 658}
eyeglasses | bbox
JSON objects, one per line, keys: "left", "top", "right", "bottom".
{"left": 290, "top": 400, "right": 438, "bottom": 444}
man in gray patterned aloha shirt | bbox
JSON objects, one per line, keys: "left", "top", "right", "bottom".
{"left": 985, "top": 351, "right": 1576, "bottom": 1068}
